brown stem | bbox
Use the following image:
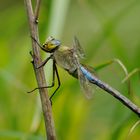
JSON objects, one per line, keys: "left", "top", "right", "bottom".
{"left": 24, "top": 0, "right": 56, "bottom": 139}
{"left": 34, "top": 0, "right": 41, "bottom": 23}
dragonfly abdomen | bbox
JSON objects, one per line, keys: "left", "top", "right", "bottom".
{"left": 80, "top": 66, "right": 101, "bottom": 85}
{"left": 80, "top": 66, "right": 115, "bottom": 94}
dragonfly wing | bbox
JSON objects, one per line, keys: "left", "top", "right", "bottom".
{"left": 73, "top": 36, "right": 85, "bottom": 59}
{"left": 78, "top": 68, "right": 94, "bottom": 99}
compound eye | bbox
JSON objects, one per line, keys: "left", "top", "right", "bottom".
{"left": 46, "top": 36, "right": 54, "bottom": 42}
{"left": 52, "top": 39, "right": 61, "bottom": 47}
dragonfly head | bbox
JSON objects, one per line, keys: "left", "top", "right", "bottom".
{"left": 43, "top": 36, "right": 61, "bottom": 52}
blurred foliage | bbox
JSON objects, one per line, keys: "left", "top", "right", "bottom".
{"left": 0, "top": 0, "right": 140, "bottom": 140}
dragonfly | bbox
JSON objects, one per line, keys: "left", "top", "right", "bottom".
{"left": 28, "top": 36, "right": 140, "bottom": 116}
{"left": 29, "top": 36, "right": 100, "bottom": 100}
{"left": 29, "top": 36, "right": 136, "bottom": 110}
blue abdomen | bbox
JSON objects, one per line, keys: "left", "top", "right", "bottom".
{"left": 80, "top": 66, "right": 95, "bottom": 81}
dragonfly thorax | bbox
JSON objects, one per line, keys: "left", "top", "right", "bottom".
{"left": 54, "top": 45, "right": 78, "bottom": 73}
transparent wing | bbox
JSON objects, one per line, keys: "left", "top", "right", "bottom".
{"left": 73, "top": 36, "right": 85, "bottom": 59}
{"left": 78, "top": 68, "right": 94, "bottom": 99}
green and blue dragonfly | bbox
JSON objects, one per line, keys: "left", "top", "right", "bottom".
{"left": 29, "top": 36, "right": 140, "bottom": 116}
{"left": 30, "top": 36, "right": 114, "bottom": 101}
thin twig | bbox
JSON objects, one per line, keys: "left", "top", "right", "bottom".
{"left": 24, "top": 0, "right": 56, "bottom": 139}
{"left": 34, "top": 0, "right": 41, "bottom": 23}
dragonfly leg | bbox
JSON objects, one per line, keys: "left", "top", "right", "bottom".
{"left": 29, "top": 51, "right": 33, "bottom": 58}
{"left": 29, "top": 49, "right": 53, "bottom": 69}
{"left": 49, "top": 61, "right": 61, "bottom": 103}
{"left": 36, "top": 54, "right": 53, "bottom": 69}
{"left": 31, "top": 36, "right": 47, "bottom": 52}
{"left": 28, "top": 60, "right": 61, "bottom": 105}
{"left": 27, "top": 59, "right": 55, "bottom": 93}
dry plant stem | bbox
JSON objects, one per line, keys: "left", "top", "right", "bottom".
{"left": 24, "top": 0, "right": 56, "bottom": 140}
{"left": 34, "top": 0, "right": 41, "bottom": 22}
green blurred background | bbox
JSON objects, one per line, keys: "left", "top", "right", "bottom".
{"left": 0, "top": 0, "right": 140, "bottom": 140}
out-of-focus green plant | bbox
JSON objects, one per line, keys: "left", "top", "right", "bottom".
{"left": 0, "top": 0, "right": 140, "bottom": 140}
